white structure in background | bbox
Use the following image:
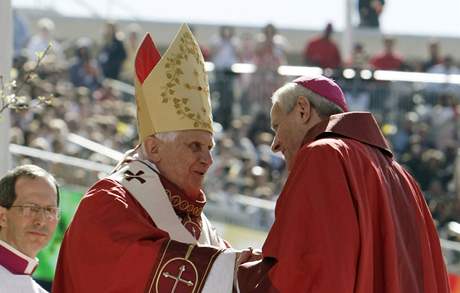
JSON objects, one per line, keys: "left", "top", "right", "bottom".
{"left": 0, "top": 0, "right": 12, "bottom": 174}
{"left": 342, "top": 0, "right": 354, "bottom": 62}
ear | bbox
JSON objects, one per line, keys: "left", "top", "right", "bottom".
{"left": 295, "top": 96, "right": 311, "bottom": 123}
{"left": 143, "top": 136, "right": 162, "bottom": 163}
{"left": 0, "top": 206, "right": 7, "bottom": 229}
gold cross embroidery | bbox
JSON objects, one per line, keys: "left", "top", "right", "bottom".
{"left": 162, "top": 265, "right": 194, "bottom": 293}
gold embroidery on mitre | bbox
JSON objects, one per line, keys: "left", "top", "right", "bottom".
{"left": 136, "top": 24, "right": 213, "bottom": 142}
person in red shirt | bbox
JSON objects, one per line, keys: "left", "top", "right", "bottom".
{"left": 237, "top": 75, "right": 450, "bottom": 292}
{"left": 303, "top": 23, "right": 342, "bottom": 69}
{"left": 370, "top": 37, "right": 404, "bottom": 70}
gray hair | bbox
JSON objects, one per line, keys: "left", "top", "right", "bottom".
{"left": 139, "top": 131, "right": 179, "bottom": 160}
{"left": 271, "top": 82, "right": 344, "bottom": 117}
{"left": 0, "top": 164, "right": 59, "bottom": 209}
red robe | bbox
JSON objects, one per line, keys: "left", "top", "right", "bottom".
{"left": 304, "top": 36, "right": 342, "bottom": 69}
{"left": 53, "top": 161, "right": 232, "bottom": 293}
{"left": 239, "top": 112, "right": 449, "bottom": 293}
{"left": 370, "top": 52, "right": 403, "bottom": 70}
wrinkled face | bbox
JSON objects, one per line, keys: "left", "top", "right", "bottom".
{"left": 270, "top": 102, "right": 307, "bottom": 171}
{"left": 152, "top": 130, "right": 214, "bottom": 198}
{"left": 0, "top": 177, "right": 58, "bottom": 258}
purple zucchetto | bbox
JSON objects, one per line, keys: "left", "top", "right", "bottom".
{"left": 293, "top": 75, "right": 349, "bottom": 112}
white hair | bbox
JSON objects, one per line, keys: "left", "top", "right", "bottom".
{"left": 271, "top": 82, "right": 343, "bottom": 117}
{"left": 154, "top": 131, "right": 179, "bottom": 142}
{"left": 138, "top": 131, "right": 179, "bottom": 160}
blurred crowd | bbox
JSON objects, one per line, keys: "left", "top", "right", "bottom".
{"left": 8, "top": 13, "right": 460, "bottom": 239}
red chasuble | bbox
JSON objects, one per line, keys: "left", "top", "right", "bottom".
{"left": 239, "top": 112, "right": 450, "bottom": 293}
{"left": 53, "top": 162, "right": 228, "bottom": 293}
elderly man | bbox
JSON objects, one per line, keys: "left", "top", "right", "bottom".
{"left": 0, "top": 165, "right": 60, "bottom": 293}
{"left": 237, "top": 76, "right": 450, "bottom": 292}
{"left": 53, "top": 25, "right": 242, "bottom": 292}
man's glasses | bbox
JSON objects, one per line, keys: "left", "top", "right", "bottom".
{"left": 9, "top": 204, "right": 60, "bottom": 221}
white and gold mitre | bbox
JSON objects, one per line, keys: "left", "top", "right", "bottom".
{"left": 134, "top": 24, "right": 213, "bottom": 142}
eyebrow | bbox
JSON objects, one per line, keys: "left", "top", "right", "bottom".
{"left": 17, "top": 202, "right": 57, "bottom": 207}
{"left": 188, "top": 140, "right": 215, "bottom": 149}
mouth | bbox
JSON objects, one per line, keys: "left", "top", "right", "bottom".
{"left": 28, "top": 231, "right": 47, "bottom": 237}
{"left": 194, "top": 171, "right": 205, "bottom": 176}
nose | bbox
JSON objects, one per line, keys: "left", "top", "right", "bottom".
{"left": 32, "top": 211, "right": 47, "bottom": 226}
{"left": 200, "top": 150, "right": 213, "bottom": 166}
{"left": 271, "top": 135, "right": 281, "bottom": 153}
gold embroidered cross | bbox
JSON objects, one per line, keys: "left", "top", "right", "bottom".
{"left": 162, "top": 265, "right": 194, "bottom": 293}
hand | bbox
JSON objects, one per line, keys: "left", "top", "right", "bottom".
{"left": 235, "top": 247, "right": 263, "bottom": 267}
{"left": 234, "top": 248, "right": 258, "bottom": 280}
{"left": 233, "top": 248, "right": 265, "bottom": 289}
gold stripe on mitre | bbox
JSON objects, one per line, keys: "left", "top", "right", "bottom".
{"left": 135, "top": 24, "right": 213, "bottom": 143}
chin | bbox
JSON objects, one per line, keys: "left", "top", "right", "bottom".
{"left": 22, "top": 247, "right": 39, "bottom": 258}
{"left": 186, "top": 186, "right": 202, "bottom": 197}
{"left": 28, "top": 235, "right": 48, "bottom": 246}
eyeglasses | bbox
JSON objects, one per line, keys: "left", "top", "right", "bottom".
{"left": 9, "top": 204, "right": 60, "bottom": 221}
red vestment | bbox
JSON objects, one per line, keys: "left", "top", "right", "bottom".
{"left": 53, "top": 160, "right": 233, "bottom": 293}
{"left": 239, "top": 112, "right": 449, "bottom": 293}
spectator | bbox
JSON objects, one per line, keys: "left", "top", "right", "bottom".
{"left": 98, "top": 22, "right": 127, "bottom": 80}
{"left": 422, "top": 41, "right": 443, "bottom": 72}
{"left": 26, "top": 18, "right": 64, "bottom": 62}
{"left": 69, "top": 38, "right": 103, "bottom": 92}
{"left": 12, "top": 9, "right": 30, "bottom": 59}
{"left": 347, "top": 42, "right": 369, "bottom": 69}
{"left": 370, "top": 37, "right": 404, "bottom": 70}
{"left": 121, "top": 23, "right": 142, "bottom": 83}
{"left": 238, "top": 32, "right": 256, "bottom": 113}
{"left": 210, "top": 25, "right": 240, "bottom": 129}
{"left": 417, "top": 149, "right": 448, "bottom": 191}
{"left": 303, "top": 23, "right": 342, "bottom": 69}
{"left": 248, "top": 24, "right": 287, "bottom": 114}
{"left": 428, "top": 55, "right": 460, "bottom": 75}
{"left": 345, "top": 89, "right": 371, "bottom": 111}
{"left": 390, "top": 114, "right": 414, "bottom": 155}
{"left": 426, "top": 56, "right": 460, "bottom": 95}
{"left": 429, "top": 94, "right": 458, "bottom": 152}
{"left": 359, "top": 0, "right": 385, "bottom": 28}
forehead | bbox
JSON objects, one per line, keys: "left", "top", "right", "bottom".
{"left": 14, "top": 176, "right": 57, "bottom": 205}
{"left": 177, "top": 130, "right": 214, "bottom": 144}
{"left": 270, "top": 103, "right": 285, "bottom": 127}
